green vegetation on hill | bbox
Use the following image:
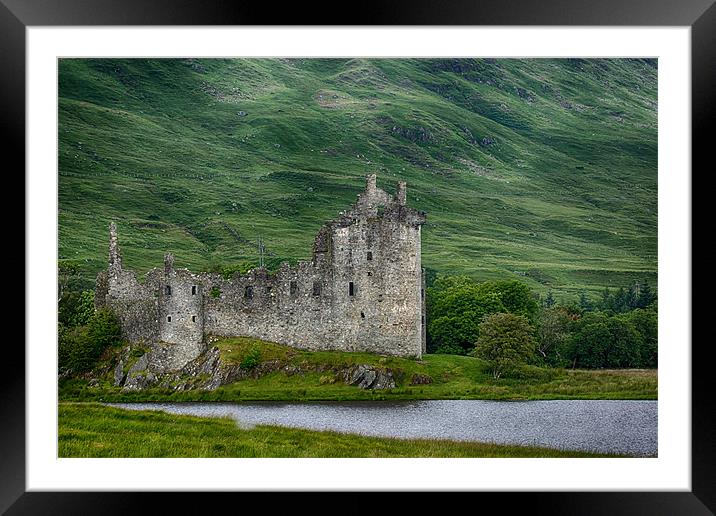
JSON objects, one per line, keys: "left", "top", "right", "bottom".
{"left": 58, "top": 58, "right": 657, "bottom": 300}
{"left": 59, "top": 403, "right": 619, "bottom": 457}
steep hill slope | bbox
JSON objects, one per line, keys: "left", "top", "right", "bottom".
{"left": 58, "top": 58, "right": 657, "bottom": 300}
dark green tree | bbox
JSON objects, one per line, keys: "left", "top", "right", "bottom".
{"left": 429, "top": 291, "right": 505, "bottom": 354}
{"left": 64, "top": 290, "right": 95, "bottom": 328}
{"left": 544, "top": 290, "right": 555, "bottom": 308}
{"left": 567, "top": 313, "right": 642, "bottom": 368}
{"left": 474, "top": 313, "right": 537, "bottom": 379}
{"left": 612, "top": 287, "right": 628, "bottom": 313}
{"left": 59, "top": 307, "right": 122, "bottom": 374}
{"left": 58, "top": 261, "right": 81, "bottom": 302}
{"left": 427, "top": 275, "right": 542, "bottom": 355}
{"left": 626, "top": 281, "right": 640, "bottom": 310}
{"left": 578, "top": 291, "right": 593, "bottom": 312}
{"left": 637, "top": 280, "right": 656, "bottom": 309}
{"left": 619, "top": 308, "right": 657, "bottom": 367}
{"left": 599, "top": 287, "right": 612, "bottom": 312}
{"left": 536, "top": 306, "right": 572, "bottom": 366}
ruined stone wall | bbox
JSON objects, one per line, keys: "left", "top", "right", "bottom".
{"left": 95, "top": 268, "right": 159, "bottom": 344}
{"left": 202, "top": 260, "right": 338, "bottom": 351}
{"left": 199, "top": 174, "right": 426, "bottom": 357}
{"left": 95, "top": 174, "right": 427, "bottom": 368}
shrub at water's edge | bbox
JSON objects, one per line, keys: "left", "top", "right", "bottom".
{"left": 58, "top": 289, "right": 123, "bottom": 376}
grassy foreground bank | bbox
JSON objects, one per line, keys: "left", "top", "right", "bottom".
{"left": 59, "top": 337, "right": 658, "bottom": 403}
{"left": 58, "top": 403, "right": 619, "bottom": 458}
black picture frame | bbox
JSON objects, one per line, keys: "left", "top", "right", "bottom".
{"left": 6, "top": 0, "right": 710, "bottom": 513}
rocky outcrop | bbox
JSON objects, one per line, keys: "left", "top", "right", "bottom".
{"left": 123, "top": 371, "right": 157, "bottom": 391}
{"left": 113, "top": 360, "right": 125, "bottom": 387}
{"left": 111, "top": 343, "right": 400, "bottom": 392}
{"left": 342, "top": 364, "right": 396, "bottom": 390}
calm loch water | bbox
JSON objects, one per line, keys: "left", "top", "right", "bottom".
{"left": 110, "top": 400, "right": 657, "bottom": 457}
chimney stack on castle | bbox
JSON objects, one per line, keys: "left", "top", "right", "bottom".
{"left": 108, "top": 221, "right": 122, "bottom": 272}
{"left": 164, "top": 252, "right": 175, "bottom": 274}
{"left": 366, "top": 173, "right": 377, "bottom": 191}
{"left": 396, "top": 181, "right": 407, "bottom": 205}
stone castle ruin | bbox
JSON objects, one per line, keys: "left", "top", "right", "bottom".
{"left": 95, "top": 174, "right": 427, "bottom": 371}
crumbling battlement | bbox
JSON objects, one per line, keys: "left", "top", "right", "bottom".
{"left": 95, "top": 174, "right": 427, "bottom": 370}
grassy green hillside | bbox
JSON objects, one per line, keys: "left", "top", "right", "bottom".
{"left": 58, "top": 58, "right": 657, "bottom": 300}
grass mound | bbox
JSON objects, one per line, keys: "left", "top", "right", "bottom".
{"left": 58, "top": 336, "right": 657, "bottom": 402}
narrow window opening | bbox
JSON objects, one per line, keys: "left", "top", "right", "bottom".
{"left": 313, "top": 282, "right": 321, "bottom": 296}
{"left": 349, "top": 282, "right": 355, "bottom": 296}
{"left": 165, "top": 285, "right": 171, "bottom": 296}
{"left": 192, "top": 315, "right": 196, "bottom": 323}
{"left": 360, "top": 311, "right": 365, "bottom": 319}
{"left": 367, "top": 251, "right": 373, "bottom": 261}
{"left": 367, "top": 271, "right": 372, "bottom": 277}
{"left": 266, "top": 286, "right": 272, "bottom": 295}
{"left": 167, "top": 316, "right": 172, "bottom": 322}
{"left": 192, "top": 285, "right": 197, "bottom": 295}
{"left": 290, "top": 281, "right": 298, "bottom": 296}
{"left": 245, "top": 286, "right": 254, "bottom": 299}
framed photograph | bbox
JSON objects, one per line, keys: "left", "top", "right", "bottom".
{"left": 9, "top": 0, "right": 710, "bottom": 513}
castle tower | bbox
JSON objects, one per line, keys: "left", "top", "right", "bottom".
{"left": 158, "top": 250, "right": 204, "bottom": 361}
{"left": 326, "top": 174, "right": 426, "bottom": 357}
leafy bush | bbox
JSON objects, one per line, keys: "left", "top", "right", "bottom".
{"left": 58, "top": 322, "right": 71, "bottom": 370}
{"left": 426, "top": 275, "right": 538, "bottom": 355}
{"left": 566, "top": 313, "right": 642, "bottom": 368}
{"left": 87, "top": 307, "right": 122, "bottom": 351}
{"left": 58, "top": 290, "right": 95, "bottom": 328}
{"left": 58, "top": 307, "right": 122, "bottom": 374}
{"left": 619, "top": 308, "right": 658, "bottom": 367}
{"left": 473, "top": 313, "right": 537, "bottom": 379}
{"left": 62, "top": 326, "right": 96, "bottom": 373}
{"left": 535, "top": 306, "right": 574, "bottom": 367}
{"left": 240, "top": 346, "right": 262, "bottom": 369}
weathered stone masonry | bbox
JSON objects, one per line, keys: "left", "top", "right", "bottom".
{"left": 95, "top": 174, "right": 427, "bottom": 369}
